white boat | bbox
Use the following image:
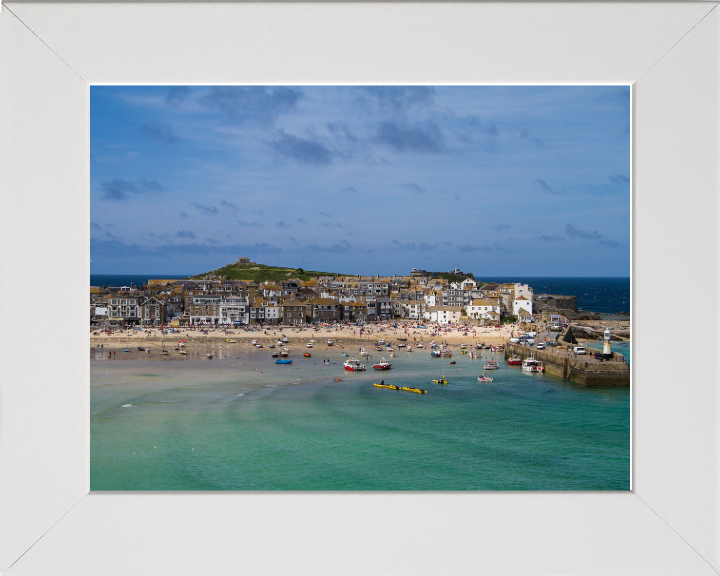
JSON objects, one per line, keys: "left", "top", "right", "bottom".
{"left": 416, "top": 342, "right": 424, "bottom": 348}
{"left": 522, "top": 358, "right": 544, "bottom": 373}
{"left": 477, "top": 373, "right": 494, "bottom": 382}
{"left": 484, "top": 361, "right": 499, "bottom": 370}
{"left": 282, "top": 337, "right": 289, "bottom": 343}
{"left": 344, "top": 358, "right": 366, "bottom": 371}
{"left": 306, "top": 343, "right": 313, "bottom": 348}
{"left": 327, "top": 339, "right": 334, "bottom": 346}
{"left": 359, "top": 347, "right": 369, "bottom": 357}
{"left": 255, "top": 343, "right": 263, "bottom": 348}
{"left": 251, "top": 339, "right": 257, "bottom": 345}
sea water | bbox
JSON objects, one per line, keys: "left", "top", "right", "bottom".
{"left": 91, "top": 346, "right": 630, "bottom": 491}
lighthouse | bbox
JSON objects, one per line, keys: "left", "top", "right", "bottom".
{"left": 603, "top": 328, "right": 612, "bottom": 359}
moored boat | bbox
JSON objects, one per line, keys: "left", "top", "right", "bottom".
{"left": 432, "top": 376, "right": 448, "bottom": 384}
{"left": 344, "top": 358, "right": 366, "bottom": 371}
{"left": 522, "top": 358, "right": 544, "bottom": 373}
{"left": 303, "top": 352, "right": 311, "bottom": 358}
{"left": 484, "top": 361, "right": 499, "bottom": 370}
{"left": 477, "top": 373, "right": 494, "bottom": 382}
{"left": 507, "top": 355, "right": 522, "bottom": 365}
{"left": 372, "top": 358, "right": 392, "bottom": 370}
{"left": 275, "top": 358, "right": 292, "bottom": 364}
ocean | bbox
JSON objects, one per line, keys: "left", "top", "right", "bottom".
{"left": 91, "top": 275, "right": 631, "bottom": 316}
{"left": 91, "top": 345, "right": 630, "bottom": 491}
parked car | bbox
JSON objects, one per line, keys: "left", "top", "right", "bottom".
{"left": 536, "top": 343, "right": 546, "bottom": 350}
{"left": 573, "top": 346, "right": 586, "bottom": 355}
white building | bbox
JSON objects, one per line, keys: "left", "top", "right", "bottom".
{"left": 423, "top": 306, "right": 463, "bottom": 324}
{"left": 467, "top": 298, "right": 501, "bottom": 321}
{"left": 513, "top": 295, "right": 533, "bottom": 317}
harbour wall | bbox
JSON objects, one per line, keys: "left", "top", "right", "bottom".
{"left": 504, "top": 342, "right": 630, "bottom": 387}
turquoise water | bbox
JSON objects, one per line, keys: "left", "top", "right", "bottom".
{"left": 91, "top": 347, "right": 630, "bottom": 491}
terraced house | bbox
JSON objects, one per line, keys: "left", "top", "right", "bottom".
{"left": 102, "top": 293, "right": 141, "bottom": 325}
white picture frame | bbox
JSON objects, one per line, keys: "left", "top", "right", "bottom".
{"left": 1, "top": 2, "right": 718, "bottom": 574}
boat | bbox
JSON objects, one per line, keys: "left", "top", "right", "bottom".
{"left": 442, "top": 350, "right": 453, "bottom": 358}
{"left": 269, "top": 344, "right": 276, "bottom": 349}
{"left": 507, "top": 355, "right": 522, "bottom": 365}
{"left": 342, "top": 353, "right": 349, "bottom": 357}
{"left": 226, "top": 339, "right": 237, "bottom": 343}
{"left": 359, "top": 348, "right": 369, "bottom": 357}
{"left": 306, "top": 343, "right": 313, "bottom": 348}
{"left": 484, "top": 361, "right": 499, "bottom": 370}
{"left": 275, "top": 358, "right": 292, "bottom": 364}
{"left": 327, "top": 339, "right": 334, "bottom": 346}
{"left": 432, "top": 376, "right": 448, "bottom": 384}
{"left": 303, "top": 352, "right": 311, "bottom": 358}
{"left": 431, "top": 350, "right": 442, "bottom": 358}
{"left": 449, "top": 360, "right": 456, "bottom": 365}
{"left": 494, "top": 345, "right": 505, "bottom": 352}
{"left": 402, "top": 386, "right": 427, "bottom": 394}
{"left": 334, "top": 378, "right": 343, "bottom": 382}
{"left": 206, "top": 352, "right": 213, "bottom": 359}
{"left": 137, "top": 346, "right": 145, "bottom": 351}
{"left": 122, "top": 347, "right": 130, "bottom": 353}
{"left": 461, "top": 349, "right": 467, "bottom": 354}
{"left": 522, "top": 358, "right": 544, "bottom": 373}
{"left": 477, "top": 373, "right": 494, "bottom": 382}
{"left": 372, "top": 358, "right": 392, "bottom": 370}
{"left": 460, "top": 344, "right": 467, "bottom": 349}
{"left": 386, "top": 347, "right": 394, "bottom": 352}
{"left": 406, "top": 345, "right": 413, "bottom": 352}
{"left": 398, "top": 343, "right": 406, "bottom": 348}
{"left": 251, "top": 339, "right": 257, "bottom": 345}
{"left": 282, "top": 337, "right": 289, "bottom": 343}
{"left": 416, "top": 342, "right": 424, "bottom": 348}
{"left": 255, "top": 343, "right": 263, "bottom": 348}
{"left": 179, "top": 349, "right": 187, "bottom": 355}
{"left": 271, "top": 351, "right": 279, "bottom": 357}
{"left": 374, "top": 382, "right": 401, "bottom": 391}
{"left": 343, "top": 358, "right": 366, "bottom": 371}
{"left": 389, "top": 352, "right": 397, "bottom": 357}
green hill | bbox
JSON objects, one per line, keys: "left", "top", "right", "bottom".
{"left": 191, "top": 261, "right": 343, "bottom": 283}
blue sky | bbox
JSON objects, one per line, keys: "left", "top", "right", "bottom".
{"left": 91, "top": 85, "right": 630, "bottom": 277}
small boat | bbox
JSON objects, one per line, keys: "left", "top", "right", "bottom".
{"left": 389, "top": 352, "right": 397, "bottom": 357}
{"left": 416, "top": 343, "right": 424, "bottom": 348}
{"left": 275, "top": 358, "right": 292, "bottom": 364}
{"left": 160, "top": 349, "right": 169, "bottom": 356}
{"left": 137, "top": 346, "right": 145, "bottom": 351}
{"left": 251, "top": 339, "right": 257, "bottom": 345}
{"left": 122, "top": 348, "right": 130, "bottom": 353}
{"left": 306, "top": 343, "right": 313, "bottom": 348}
{"left": 442, "top": 351, "right": 453, "bottom": 358}
{"left": 372, "top": 358, "right": 392, "bottom": 370}
{"left": 432, "top": 376, "right": 448, "bottom": 384}
{"left": 255, "top": 343, "right": 264, "bottom": 348}
{"left": 460, "top": 344, "right": 467, "bottom": 349}
{"left": 342, "top": 353, "right": 349, "bottom": 357}
{"left": 398, "top": 343, "right": 406, "bottom": 348}
{"left": 282, "top": 337, "right": 289, "bottom": 343}
{"left": 179, "top": 349, "right": 187, "bottom": 355}
{"left": 206, "top": 353, "right": 213, "bottom": 359}
{"left": 406, "top": 345, "right": 413, "bottom": 352}
{"left": 226, "top": 339, "right": 237, "bottom": 343}
{"left": 461, "top": 349, "right": 467, "bottom": 354}
{"left": 431, "top": 350, "right": 442, "bottom": 358}
{"left": 327, "top": 339, "right": 334, "bottom": 346}
{"left": 271, "top": 351, "right": 279, "bottom": 357}
{"left": 386, "top": 347, "right": 394, "bottom": 352}
{"left": 303, "top": 352, "right": 311, "bottom": 358}
{"left": 507, "top": 355, "right": 522, "bottom": 365}
{"left": 359, "top": 348, "right": 369, "bottom": 357}
{"left": 343, "top": 359, "right": 366, "bottom": 371}
{"left": 374, "top": 382, "right": 401, "bottom": 391}
{"left": 484, "top": 361, "right": 499, "bottom": 370}
{"left": 522, "top": 358, "right": 544, "bottom": 373}
{"left": 269, "top": 344, "right": 276, "bottom": 349}
{"left": 334, "top": 378, "right": 343, "bottom": 382}
{"left": 477, "top": 373, "right": 494, "bottom": 382}
{"left": 402, "top": 386, "right": 427, "bottom": 394}
{"left": 449, "top": 360, "right": 456, "bottom": 365}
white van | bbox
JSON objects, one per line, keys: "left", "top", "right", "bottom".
{"left": 573, "top": 346, "right": 586, "bottom": 355}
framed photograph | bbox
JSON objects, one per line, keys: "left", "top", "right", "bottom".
{"left": 1, "top": 2, "right": 718, "bottom": 575}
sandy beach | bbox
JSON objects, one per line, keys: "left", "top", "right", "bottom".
{"left": 90, "top": 320, "right": 630, "bottom": 359}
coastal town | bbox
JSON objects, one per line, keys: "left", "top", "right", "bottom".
{"left": 91, "top": 257, "right": 613, "bottom": 329}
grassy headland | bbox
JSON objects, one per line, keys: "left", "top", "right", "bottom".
{"left": 191, "top": 262, "right": 343, "bottom": 283}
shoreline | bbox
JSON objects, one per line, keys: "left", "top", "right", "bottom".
{"left": 90, "top": 320, "right": 630, "bottom": 359}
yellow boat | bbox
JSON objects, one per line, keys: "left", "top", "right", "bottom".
{"left": 226, "top": 339, "right": 237, "bottom": 343}
{"left": 374, "top": 382, "right": 401, "bottom": 390}
{"left": 432, "top": 376, "right": 448, "bottom": 384}
{"left": 402, "top": 386, "right": 427, "bottom": 394}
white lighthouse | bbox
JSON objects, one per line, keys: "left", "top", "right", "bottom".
{"left": 603, "top": 328, "right": 612, "bottom": 358}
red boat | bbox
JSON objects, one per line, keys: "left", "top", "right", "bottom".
{"left": 344, "top": 359, "right": 366, "bottom": 371}
{"left": 372, "top": 358, "right": 392, "bottom": 370}
{"left": 507, "top": 355, "right": 522, "bottom": 365}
